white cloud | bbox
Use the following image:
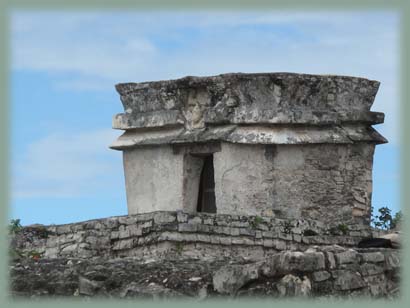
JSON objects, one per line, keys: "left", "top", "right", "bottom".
{"left": 10, "top": 10, "right": 400, "bottom": 145}
{"left": 12, "top": 129, "right": 124, "bottom": 198}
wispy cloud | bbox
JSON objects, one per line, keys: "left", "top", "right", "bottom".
{"left": 11, "top": 11, "right": 398, "bottom": 82}
{"left": 12, "top": 129, "right": 123, "bottom": 198}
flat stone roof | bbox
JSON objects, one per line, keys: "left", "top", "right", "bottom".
{"left": 111, "top": 73, "right": 386, "bottom": 149}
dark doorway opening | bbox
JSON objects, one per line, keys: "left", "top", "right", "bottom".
{"left": 196, "top": 155, "right": 216, "bottom": 213}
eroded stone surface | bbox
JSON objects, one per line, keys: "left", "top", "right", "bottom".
{"left": 110, "top": 73, "right": 386, "bottom": 226}
{"left": 9, "top": 246, "right": 400, "bottom": 299}
{"left": 113, "top": 73, "right": 383, "bottom": 131}
{"left": 11, "top": 212, "right": 382, "bottom": 261}
{"left": 9, "top": 213, "right": 400, "bottom": 299}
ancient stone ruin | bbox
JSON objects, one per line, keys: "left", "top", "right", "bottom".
{"left": 10, "top": 73, "right": 400, "bottom": 299}
{"left": 110, "top": 73, "right": 386, "bottom": 225}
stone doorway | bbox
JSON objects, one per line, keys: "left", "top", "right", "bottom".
{"left": 196, "top": 155, "right": 216, "bottom": 213}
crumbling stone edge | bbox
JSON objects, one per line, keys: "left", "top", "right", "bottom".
{"left": 11, "top": 211, "right": 388, "bottom": 260}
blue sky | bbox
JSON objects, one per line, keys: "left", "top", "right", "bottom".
{"left": 10, "top": 10, "right": 400, "bottom": 225}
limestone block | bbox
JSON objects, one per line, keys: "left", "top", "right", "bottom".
{"left": 230, "top": 228, "right": 240, "bottom": 236}
{"left": 56, "top": 225, "right": 72, "bottom": 235}
{"left": 43, "top": 247, "right": 59, "bottom": 258}
{"left": 118, "top": 229, "right": 131, "bottom": 239}
{"left": 104, "top": 217, "right": 120, "bottom": 229}
{"left": 113, "top": 239, "right": 133, "bottom": 250}
{"left": 61, "top": 244, "right": 78, "bottom": 254}
{"left": 219, "top": 237, "right": 232, "bottom": 246}
{"left": 213, "top": 263, "right": 260, "bottom": 294}
{"left": 78, "top": 276, "right": 102, "bottom": 296}
{"left": 153, "top": 212, "right": 176, "bottom": 224}
{"left": 335, "top": 250, "right": 359, "bottom": 265}
{"left": 359, "top": 263, "right": 384, "bottom": 276}
{"left": 361, "top": 252, "right": 385, "bottom": 263}
{"left": 197, "top": 234, "right": 211, "bottom": 243}
{"left": 176, "top": 212, "right": 188, "bottom": 223}
{"left": 239, "top": 228, "right": 256, "bottom": 237}
{"left": 332, "top": 270, "right": 366, "bottom": 291}
{"left": 324, "top": 252, "right": 336, "bottom": 269}
{"left": 178, "top": 223, "right": 197, "bottom": 232}
{"left": 276, "top": 274, "right": 311, "bottom": 297}
{"left": 197, "top": 225, "right": 211, "bottom": 233}
{"left": 312, "top": 271, "right": 331, "bottom": 282}
{"left": 385, "top": 251, "right": 400, "bottom": 271}
{"left": 273, "top": 239, "right": 287, "bottom": 250}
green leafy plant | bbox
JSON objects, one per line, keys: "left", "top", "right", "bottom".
{"left": 250, "top": 216, "right": 263, "bottom": 229}
{"left": 391, "top": 211, "right": 403, "bottom": 229}
{"left": 371, "top": 206, "right": 402, "bottom": 230}
{"left": 337, "top": 224, "right": 349, "bottom": 235}
{"left": 26, "top": 250, "right": 42, "bottom": 260}
{"left": 9, "top": 219, "right": 22, "bottom": 234}
{"left": 175, "top": 242, "right": 184, "bottom": 255}
{"left": 9, "top": 248, "right": 42, "bottom": 261}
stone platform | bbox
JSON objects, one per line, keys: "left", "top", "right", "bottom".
{"left": 9, "top": 212, "right": 400, "bottom": 299}
{"left": 11, "top": 211, "right": 384, "bottom": 260}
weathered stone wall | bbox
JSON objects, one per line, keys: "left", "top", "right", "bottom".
{"left": 123, "top": 141, "right": 374, "bottom": 225}
{"left": 212, "top": 245, "right": 400, "bottom": 297}
{"left": 11, "top": 211, "right": 382, "bottom": 261}
{"left": 10, "top": 246, "right": 400, "bottom": 298}
{"left": 215, "top": 142, "right": 374, "bottom": 224}
{"left": 9, "top": 212, "right": 400, "bottom": 299}
{"left": 123, "top": 146, "right": 184, "bottom": 214}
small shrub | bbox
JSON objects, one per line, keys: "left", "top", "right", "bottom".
{"left": 26, "top": 250, "right": 42, "bottom": 261}
{"left": 371, "top": 206, "right": 402, "bottom": 230}
{"left": 250, "top": 216, "right": 263, "bottom": 229}
{"left": 175, "top": 242, "right": 184, "bottom": 255}
{"left": 391, "top": 211, "right": 403, "bottom": 230}
{"left": 337, "top": 224, "right": 349, "bottom": 235}
{"left": 9, "top": 219, "right": 22, "bottom": 234}
{"left": 327, "top": 224, "right": 349, "bottom": 236}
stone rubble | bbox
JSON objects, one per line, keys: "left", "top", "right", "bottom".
{"left": 9, "top": 245, "right": 399, "bottom": 299}
{"left": 9, "top": 211, "right": 400, "bottom": 299}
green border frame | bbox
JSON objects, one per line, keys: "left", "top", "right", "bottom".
{"left": 1, "top": 0, "right": 409, "bottom": 307}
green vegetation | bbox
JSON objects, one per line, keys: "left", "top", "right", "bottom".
{"left": 9, "top": 219, "right": 22, "bottom": 234}
{"left": 9, "top": 248, "right": 42, "bottom": 261}
{"left": 250, "top": 216, "right": 263, "bottom": 229}
{"left": 175, "top": 242, "right": 184, "bottom": 255}
{"left": 371, "top": 206, "right": 403, "bottom": 230}
{"left": 327, "top": 225, "right": 348, "bottom": 236}
{"left": 337, "top": 224, "right": 349, "bottom": 235}
{"left": 26, "top": 250, "right": 42, "bottom": 260}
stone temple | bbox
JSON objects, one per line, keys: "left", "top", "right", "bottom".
{"left": 12, "top": 73, "right": 400, "bottom": 299}
{"left": 110, "top": 73, "right": 386, "bottom": 226}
